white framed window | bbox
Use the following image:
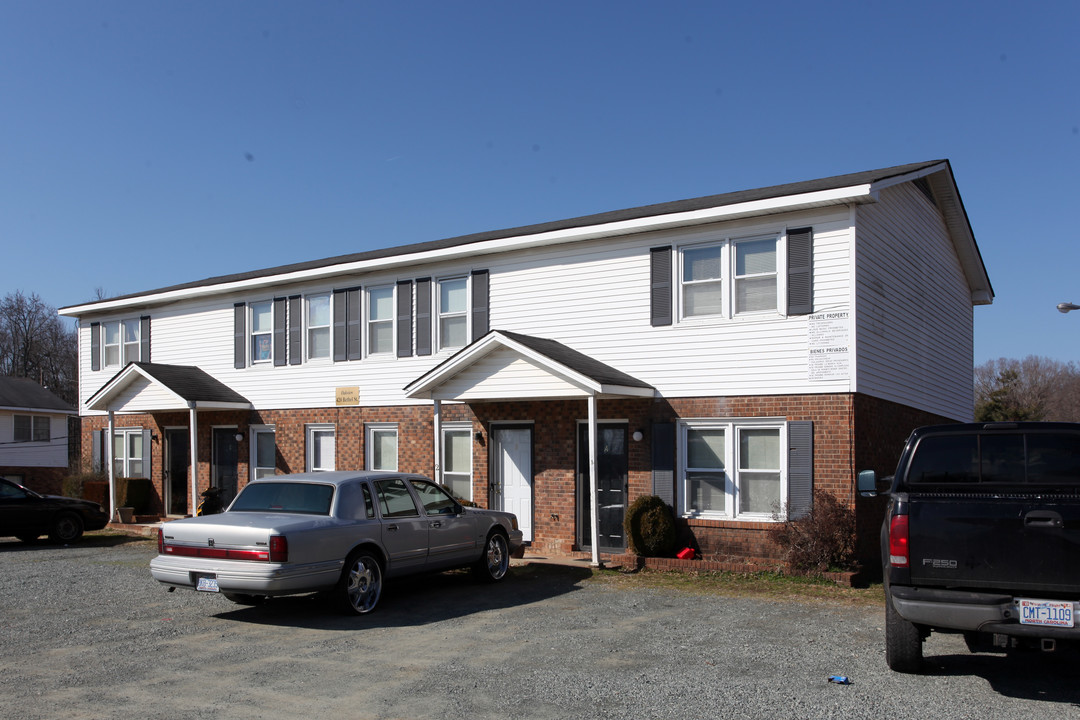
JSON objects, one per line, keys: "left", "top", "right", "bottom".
{"left": 306, "top": 424, "right": 335, "bottom": 472}
{"left": 112, "top": 428, "right": 145, "bottom": 478}
{"left": 367, "top": 286, "right": 394, "bottom": 355}
{"left": 250, "top": 301, "right": 273, "bottom": 364}
{"left": 103, "top": 321, "right": 122, "bottom": 367}
{"left": 13, "top": 415, "right": 50, "bottom": 443}
{"left": 678, "top": 419, "right": 785, "bottom": 520}
{"left": 250, "top": 425, "right": 276, "bottom": 480}
{"left": 366, "top": 424, "right": 398, "bottom": 471}
{"left": 441, "top": 424, "right": 473, "bottom": 500}
{"left": 437, "top": 277, "right": 468, "bottom": 350}
{"left": 123, "top": 319, "right": 141, "bottom": 363}
{"left": 307, "top": 293, "right": 331, "bottom": 360}
{"left": 679, "top": 233, "right": 781, "bottom": 320}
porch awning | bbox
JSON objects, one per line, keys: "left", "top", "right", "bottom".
{"left": 404, "top": 330, "right": 654, "bottom": 402}
{"left": 85, "top": 362, "right": 252, "bottom": 413}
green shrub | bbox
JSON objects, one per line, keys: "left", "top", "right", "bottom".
{"left": 624, "top": 495, "right": 677, "bottom": 557}
{"left": 771, "top": 490, "right": 857, "bottom": 574}
{"left": 61, "top": 472, "right": 106, "bottom": 499}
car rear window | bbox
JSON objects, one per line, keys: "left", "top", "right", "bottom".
{"left": 907, "top": 432, "right": 1080, "bottom": 486}
{"left": 230, "top": 482, "right": 335, "bottom": 514}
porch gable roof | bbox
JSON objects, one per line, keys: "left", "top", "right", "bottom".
{"left": 85, "top": 362, "right": 252, "bottom": 412}
{"left": 404, "top": 330, "right": 654, "bottom": 401}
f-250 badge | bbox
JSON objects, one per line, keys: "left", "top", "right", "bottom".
{"left": 922, "top": 558, "right": 957, "bottom": 569}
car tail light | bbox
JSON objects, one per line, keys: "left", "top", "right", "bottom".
{"left": 157, "top": 527, "right": 164, "bottom": 554}
{"left": 889, "top": 514, "right": 910, "bottom": 568}
{"left": 269, "top": 535, "right": 288, "bottom": 563}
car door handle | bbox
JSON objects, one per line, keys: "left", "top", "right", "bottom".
{"left": 387, "top": 524, "right": 399, "bottom": 532}
{"left": 430, "top": 521, "right": 441, "bottom": 528}
{"left": 1024, "top": 510, "right": 1063, "bottom": 528}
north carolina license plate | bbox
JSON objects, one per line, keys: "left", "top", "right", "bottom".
{"left": 195, "top": 575, "right": 219, "bottom": 593}
{"left": 1018, "top": 598, "right": 1073, "bottom": 627}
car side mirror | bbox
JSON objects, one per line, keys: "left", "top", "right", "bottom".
{"left": 857, "top": 470, "right": 891, "bottom": 497}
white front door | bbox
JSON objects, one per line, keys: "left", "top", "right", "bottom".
{"left": 493, "top": 427, "right": 533, "bottom": 543}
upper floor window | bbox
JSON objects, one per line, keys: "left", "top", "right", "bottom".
{"left": 438, "top": 277, "right": 468, "bottom": 349}
{"left": 679, "top": 419, "right": 783, "bottom": 520}
{"left": 367, "top": 286, "right": 394, "bottom": 355}
{"left": 13, "top": 415, "right": 50, "bottom": 443}
{"left": 250, "top": 301, "right": 273, "bottom": 364}
{"left": 307, "top": 293, "right": 331, "bottom": 360}
{"left": 679, "top": 234, "right": 779, "bottom": 320}
{"left": 100, "top": 318, "right": 144, "bottom": 368}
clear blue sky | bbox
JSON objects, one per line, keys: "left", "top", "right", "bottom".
{"left": 2, "top": 1, "right": 1077, "bottom": 365}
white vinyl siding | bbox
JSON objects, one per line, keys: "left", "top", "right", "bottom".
{"left": 855, "top": 183, "right": 975, "bottom": 420}
{"left": 0, "top": 413, "right": 69, "bottom": 468}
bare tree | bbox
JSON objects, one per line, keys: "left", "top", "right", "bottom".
{"left": 0, "top": 291, "right": 78, "bottom": 406}
{"left": 975, "top": 356, "right": 1080, "bottom": 422}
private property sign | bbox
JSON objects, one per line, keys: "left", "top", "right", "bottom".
{"left": 808, "top": 311, "right": 850, "bottom": 382}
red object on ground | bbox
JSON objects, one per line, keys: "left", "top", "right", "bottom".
{"left": 677, "top": 547, "right": 695, "bottom": 560}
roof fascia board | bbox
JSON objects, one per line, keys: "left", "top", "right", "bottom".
{"left": 0, "top": 406, "right": 77, "bottom": 415}
{"left": 866, "top": 161, "right": 950, "bottom": 193}
{"left": 60, "top": 184, "right": 874, "bottom": 317}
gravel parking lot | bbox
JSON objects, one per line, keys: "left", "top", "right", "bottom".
{"left": 2, "top": 532, "right": 1079, "bottom": 720}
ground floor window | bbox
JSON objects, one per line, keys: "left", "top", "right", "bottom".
{"left": 112, "top": 428, "right": 145, "bottom": 478}
{"left": 678, "top": 419, "right": 784, "bottom": 520}
{"left": 306, "top": 424, "right": 335, "bottom": 472}
{"left": 441, "top": 424, "right": 473, "bottom": 500}
{"left": 366, "top": 424, "right": 398, "bottom": 471}
{"left": 251, "top": 425, "right": 276, "bottom": 480}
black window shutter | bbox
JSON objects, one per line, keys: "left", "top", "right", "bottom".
{"left": 347, "top": 288, "right": 362, "bottom": 361}
{"left": 288, "top": 296, "right": 302, "bottom": 365}
{"left": 787, "top": 227, "right": 813, "bottom": 315}
{"left": 273, "top": 298, "right": 287, "bottom": 366}
{"left": 141, "top": 429, "right": 152, "bottom": 476}
{"left": 233, "top": 303, "right": 246, "bottom": 369}
{"left": 651, "top": 422, "right": 676, "bottom": 507}
{"left": 332, "top": 289, "right": 347, "bottom": 362}
{"left": 471, "top": 269, "right": 489, "bottom": 342}
{"left": 787, "top": 421, "right": 813, "bottom": 519}
{"left": 140, "top": 316, "right": 151, "bottom": 363}
{"left": 415, "top": 278, "right": 432, "bottom": 356}
{"left": 396, "top": 280, "right": 413, "bottom": 358}
{"left": 92, "top": 429, "right": 104, "bottom": 472}
{"left": 91, "top": 322, "right": 101, "bottom": 371}
{"left": 650, "top": 247, "right": 673, "bottom": 326}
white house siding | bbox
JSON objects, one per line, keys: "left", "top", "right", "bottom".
{"left": 854, "top": 183, "right": 975, "bottom": 421}
{"left": 78, "top": 205, "right": 858, "bottom": 413}
{"left": 0, "top": 413, "right": 69, "bottom": 468}
{"left": 436, "top": 348, "right": 589, "bottom": 400}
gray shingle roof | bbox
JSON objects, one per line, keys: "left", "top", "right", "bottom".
{"left": 86, "top": 363, "right": 249, "bottom": 406}
{"left": 0, "top": 377, "right": 74, "bottom": 412}
{"left": 66, "top": 160, "right": 947, "bottom": 308}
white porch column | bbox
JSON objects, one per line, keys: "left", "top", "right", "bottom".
{"left": 106, "top": 410, "right": 116, "bottom": 522}
{"left": 588, "top": 394, "right": 600, "bottom": 567}
{"left": 432, "top": 399, "right": 442, "bottom": 485}
{"left": 188, "top": 403, "right": 199, "bottom": 516}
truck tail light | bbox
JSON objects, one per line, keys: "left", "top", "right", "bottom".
{"left": 889, "top": 514, "right": 910, "bottom": 568}
{"left": 269, "top": 535, "right": 288, "bottom": 563}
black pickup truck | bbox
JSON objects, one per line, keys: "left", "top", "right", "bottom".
{"left": 858, "top": 422, "right": 1080, "bottom": 673}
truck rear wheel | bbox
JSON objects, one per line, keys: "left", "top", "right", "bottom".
{"left": 885, "top": 594, "right": 923, "bottom": 673}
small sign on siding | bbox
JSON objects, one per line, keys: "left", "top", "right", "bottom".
{"left": 808, "top": 311, "right": 850, "bottom": 382}
{"left": 336, "top": 387, "right": 360, "bottom": 406}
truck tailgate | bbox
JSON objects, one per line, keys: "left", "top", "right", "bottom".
{"left": 908, "top": 493, "right": 1080, "bottom": 594}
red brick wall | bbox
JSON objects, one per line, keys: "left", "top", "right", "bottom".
{"left": 0, "top": 466, "right": 67, "bottom": 496}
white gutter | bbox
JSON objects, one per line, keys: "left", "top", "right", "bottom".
{"left": 59, "top": 184, "right": 875, "bottom": 317}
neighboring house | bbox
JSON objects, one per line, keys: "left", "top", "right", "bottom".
{"left": 59, "top": 159, "right": 992, "bottom": 568}
{"left": 0, "top": 377, "right": 77, "bottom": 495}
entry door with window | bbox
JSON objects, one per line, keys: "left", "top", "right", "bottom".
{"left": 212, "top": 428, "right": 239, "bottom": 508}
{"left": 577, "top": 423, "right": 628, "bottom": 552}
{"left": 164, "top": 429, "right": 189, "bottom": 516}
{"left": 492, "top": 426, "right": 533, "bottom": 543}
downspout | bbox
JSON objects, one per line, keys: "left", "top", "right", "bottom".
{"left": 588, "top": 394, "right": 601, "bottom": 567}
{"left": 107, "top": 410, "right": 116, "bottom": 522}
{"left": 188, "top": 402, "right": 199, "bottom": 516}
{"left": 432, "top": 399, "right": 442, "bottom": 485}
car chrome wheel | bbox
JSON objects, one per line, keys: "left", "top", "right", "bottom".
{"left": 475, "top": 532, "right": 509, "bottom": 582}
{"left": 342, "top": 553, "right": 382, "bottom": 614}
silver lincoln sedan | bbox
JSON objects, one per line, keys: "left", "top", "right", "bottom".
{"left": 150, "top": 471, "right": 523, "bottom": 614}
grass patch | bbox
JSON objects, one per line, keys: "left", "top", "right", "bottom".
{"left": 584, "top": 566, "right": 884, "bottom": 607}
